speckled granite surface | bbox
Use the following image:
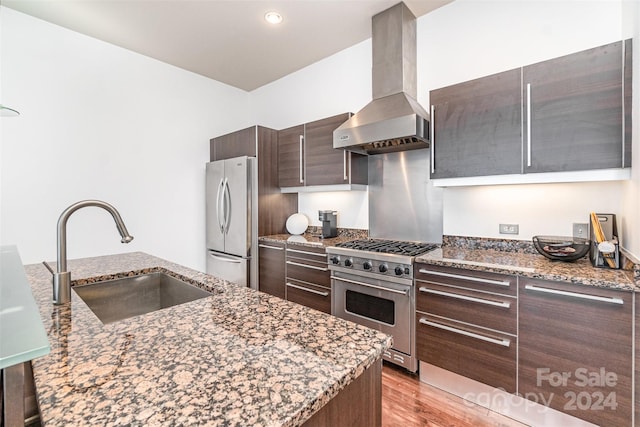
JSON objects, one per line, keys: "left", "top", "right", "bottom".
{"left": 417, "top": 237, "right": 637, "bottom": 291}
{"left": 25, "top": 252, "right": 391, "bottom": 427}
{"left": 259, "top": 227, "right": 368, "bottom": 248}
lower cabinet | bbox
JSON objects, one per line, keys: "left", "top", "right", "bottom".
{"left": 258, "top": 241, "right": 286, "bottom": 299}
{"left": 285, "top": 244, "right": 331, "bottom": 314}
{"left": 414, "top": 264, "right": 517, "bottom": 392}
{"left": 519, "top": 278, "right": 633, "bottom": 427}
{"left": 415, "top": 264, "right": 634, "bottom": 427}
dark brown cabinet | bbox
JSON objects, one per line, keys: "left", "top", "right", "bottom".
{"left": 278, "top": 113, "right": 368, "bottom": 188}
{"left": 278, "top": 124, "right": 305, "bottom": 187}
{"left": 258, "top": 241, "right": 285, "bottom": 299}
{"left": 414, "top": 264, "right": 517, "bottom": 392}
{"left": 429, "top": 39, "right": 632, "bottom": 180}
{"left": 285, "top": 244, "right": 331, "bottom": 313}
{"left": 430, "top": 69, "right": 522, "bottom": 179}
{"left": 519, "top": 278, "right": 633, "bottom": 426}
{"left": 523, "top": 39, "right": 632, "bottom": 173}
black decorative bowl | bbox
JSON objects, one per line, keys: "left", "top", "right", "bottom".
{"left": 532, "top": 236, "right": 591, "bottom": 262}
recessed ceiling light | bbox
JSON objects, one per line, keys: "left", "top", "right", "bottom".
{"left": 264, "top": 11, "right": 283, "bottom": 25}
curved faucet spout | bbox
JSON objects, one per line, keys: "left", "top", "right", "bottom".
{"left": 53, "top": 200, "right": 134, "bottom": 305}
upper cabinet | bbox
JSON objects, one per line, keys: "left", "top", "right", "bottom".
{"left": 278, "top": 124, "right": 305, "bottom": 187}
{"left": 278, "top": 113, "right": 368, "bottom": 190}
{"left": 523, "top": 40, "right": 631, "bottom": 173}
{"left": 430, "top": 39, "right": 632, "bottom": 183}
{"left": 430, "top": 69, "right": 522, "bottom": 179}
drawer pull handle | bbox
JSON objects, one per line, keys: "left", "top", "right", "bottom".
{"left": 418, "top": 269, "right": 511, "bottom": 287}
{"left": 286, "top": 282, "right": 329, "bottom": 297}
{"left": 418, "top": 287, "right": 511, "bottom": 308}
{"left": 419, "top": 318, "right": 511, "bottom": 347}
{"left": 524, "top": 285, "right": 624, "bottom": 305}
{"left": 286, "top": 260, "right": 328, "bottom": 272}
{"left": 258, "top": 244, "right": 284, "bottom": 251}
{"left": 286, "top": 248, "right": 326, "bottom": 257}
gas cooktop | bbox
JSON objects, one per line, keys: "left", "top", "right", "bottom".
{"left": 334, "top": 239, "right": 438, "bottom": 257}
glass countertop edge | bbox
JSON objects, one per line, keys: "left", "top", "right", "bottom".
{"left": 0, "top": 245, "right": 51, "bottom": 369}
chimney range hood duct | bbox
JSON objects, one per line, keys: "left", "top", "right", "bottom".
{"left": 333, "top": 2, "right": 429, "bottom": 155}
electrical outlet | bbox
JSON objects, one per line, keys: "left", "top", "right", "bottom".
{"left": 573, "top": 223, "right": 589, "bottom": 239}
{"left": 499, "top": 224, "right": 519, "bottom": 235}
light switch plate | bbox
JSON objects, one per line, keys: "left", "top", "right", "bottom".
{"left": 499, "top": 224, "right": 519, "bottom": 235}
{"left": 573, "top": 223, "right": 589, "bottom": 239}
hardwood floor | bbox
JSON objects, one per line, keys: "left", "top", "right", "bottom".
{"left": 382, "top": 363, "right": 528, "bottom": 427}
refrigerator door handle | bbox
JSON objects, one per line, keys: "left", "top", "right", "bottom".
{"left": 223, "top": 178, "right": 231, "bottom": 234}
{"left": 216, "top": 178, "right": 225, "bottom": 233}
{"left": 208, "top": 252, "right": 243, "bottom": 263}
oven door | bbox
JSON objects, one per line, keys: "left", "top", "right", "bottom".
{"left": 331, "top": 270, "right": 412, "bottom": 355}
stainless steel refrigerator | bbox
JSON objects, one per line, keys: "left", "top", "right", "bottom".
{"left": 205, "top": 156, "right": 257, "bottom": 287}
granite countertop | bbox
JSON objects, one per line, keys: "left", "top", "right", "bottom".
{"left": 416, "top": 244, "right": 638, "bottom": 291}
{"left": 259, "top": 227, "right": 368, "bottom": 249}
{"left": 26, "top": 252, "right": 391, "bottom": 426}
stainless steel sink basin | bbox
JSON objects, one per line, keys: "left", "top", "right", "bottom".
{"left": 73, "top": 272, "right": 212, "bottom": 324}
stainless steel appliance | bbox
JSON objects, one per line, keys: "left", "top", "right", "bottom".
{"left": 333, "top": 2, "right": 430, "bottom": 155}
{"left": 318, "top": 210, "right": 337, "bottom": 238}
{"left": 205, "top": 156, "right": 256, "bottom": 287}
{"left": 328, "top": 148, "right": 442, "bottom": 372}
{"left": 328, "top": 239, "right": 437, "bottom": 372}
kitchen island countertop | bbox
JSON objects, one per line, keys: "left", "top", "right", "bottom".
{"left": 26, "top": 252, "right": 391, "bottom": 426}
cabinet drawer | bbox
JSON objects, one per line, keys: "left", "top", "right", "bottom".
{"left": 286, "top": 259, "right": 330, "bottom": 288}
{"left": 416, "top": 282, "right": 516, "bottom": 335}
{"left": 415, "top": 264, "right": 516, "bottom": 297}
{"left": 286, "top": 279, "right": 331, "bottom": 314}
{"left": 286, "top": 245, "right": 326, "bottom": 261}
{"left": 416, "top": 313, "right": 516, "bottom": 393}
{"left": 285, "top": 245, "right": 330, "bottom": 288}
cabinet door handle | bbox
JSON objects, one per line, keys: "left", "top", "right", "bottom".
{"left": 343, "top": 150, "right": 348, "bottom": 181}
{"left": 418, "top": 287, "right": 511, "bottom": 308}
{"left": 286, "top": 260, "right": 328, "bottom": 272}
{"left": 418, "top": 269, "right": 511, "bottom": 287}
{"left": 258, "top": 244, "right": 284, "bottom": 251}
{"left": 419, "top": 318, "right": 511, "bottom": 347}
{"left": 286, "top": 282, "right": 329, "bottom": 297}
{"left": 526, "top": 83, "right": 532, "bottom": 167}
{"left": 299, "top": 135, "right": 304, "bottom": 184}
{"left": 524, "top": 284, "right": 624, "bottom": 305}
{"left": 430, "top": 104, "right": 435, "bottom": 174}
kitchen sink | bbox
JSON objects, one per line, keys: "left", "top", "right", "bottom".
{"left": 73, "top": 272, "right": 213, "bottom": 324}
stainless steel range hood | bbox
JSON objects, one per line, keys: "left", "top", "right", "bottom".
{"left": 333, "top": 2, "right": 429, "bottom": 155}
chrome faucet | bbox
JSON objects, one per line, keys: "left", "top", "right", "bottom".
{"left": 45, "top": 200, "right": 134, "bottom": 305}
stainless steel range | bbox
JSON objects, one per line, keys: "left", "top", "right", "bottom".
{"left": 327, "top": 239, "right": 438, "bottom": 372}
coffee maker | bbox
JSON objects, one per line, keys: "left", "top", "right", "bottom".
{"left": 318, "top": 210, "right": 338, "bottom": 238}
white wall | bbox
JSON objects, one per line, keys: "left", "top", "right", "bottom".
{"left": 251, "top": 0, "right": 637, "bottom": 255}
{"left": 0, "top": 7, "right": 250, "bottom": 269}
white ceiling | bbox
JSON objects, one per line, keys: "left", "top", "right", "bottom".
{"left": 3, "top": 0, "right": 452, "bottom": 91}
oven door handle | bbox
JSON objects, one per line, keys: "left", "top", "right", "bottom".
{"left": 331, "top": 275, "right": 409, "bottom": 296}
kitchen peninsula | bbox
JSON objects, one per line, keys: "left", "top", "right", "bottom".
{"left": 25, "top": 252, "right": 391, "bottom": 426}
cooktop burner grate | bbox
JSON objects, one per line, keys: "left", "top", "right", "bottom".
{"left": 335, "top": 239, "right": 438, "bottom": 257}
